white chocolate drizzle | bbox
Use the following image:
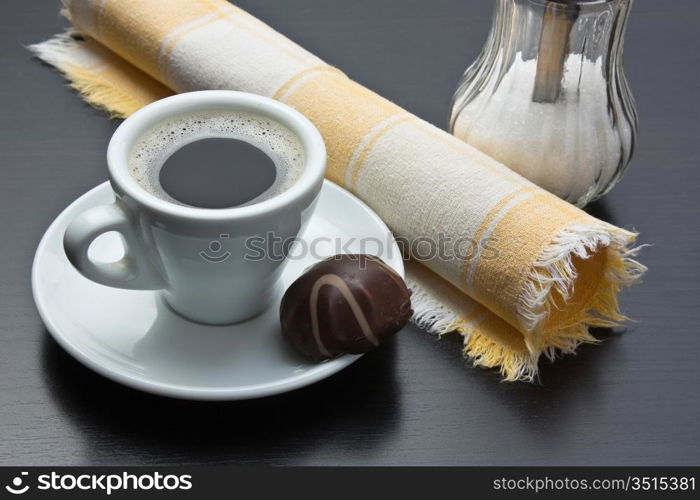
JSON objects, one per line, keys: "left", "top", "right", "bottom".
{"left": 309, "top": 273, "right": 379, "bottom": 358}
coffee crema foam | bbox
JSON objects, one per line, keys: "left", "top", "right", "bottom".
{"left": 128, "top": 110, "right": 306, "bottom": 207}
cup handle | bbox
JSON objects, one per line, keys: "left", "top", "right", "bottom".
{"left": 63, "top": 201, "right": 166, "bottom": 290}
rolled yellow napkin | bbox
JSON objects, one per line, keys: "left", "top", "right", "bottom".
{"left": 32, "top": 0, "right": 645, "bottom": 381}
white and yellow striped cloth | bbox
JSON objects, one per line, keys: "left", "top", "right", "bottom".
{"left": 32, "top": 0, "right": 645, "bottom": 381}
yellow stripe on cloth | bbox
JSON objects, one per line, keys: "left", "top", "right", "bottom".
{"left": 279, "top": 71, "right": 406, "bottom": 185}
{"left": 346, "top": 114, "right": 417, "bottom": 191}
{"left": 472, "top": 194, "right": 590, "bottom": 331}
{"left": 460, "top": 186, "right": 540, "bottom": 293}
{"left": 273, "top": 66, "right": 346, "bottom": 101}
{"left": 73, "top": 0, "right": 219, "bottom": 81}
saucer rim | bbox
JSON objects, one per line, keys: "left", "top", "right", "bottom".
{"left": 32, "top": 180, "right": 403, "bottom": 401}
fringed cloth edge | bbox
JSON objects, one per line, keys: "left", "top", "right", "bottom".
{"left": 409, "top": 222, "right": 645, "bottom": 382}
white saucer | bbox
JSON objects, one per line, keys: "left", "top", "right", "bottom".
{"left": 32, "top": 180, "right": 403, "bottom": 400}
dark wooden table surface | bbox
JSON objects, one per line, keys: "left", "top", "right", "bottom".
{"left": 1, "top": 0, "right": 698, "bottom": 466}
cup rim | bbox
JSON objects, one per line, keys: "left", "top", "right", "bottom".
{"left": 107, "top": 90, "right": 326, "bottom": 221}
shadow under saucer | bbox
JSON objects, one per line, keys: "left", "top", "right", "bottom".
{"left": 40, "top": 323, "right": 402, "bottom": 464}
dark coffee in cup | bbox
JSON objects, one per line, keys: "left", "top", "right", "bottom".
{"left": 128, "top": 110, "right": 305, "bottom": 208}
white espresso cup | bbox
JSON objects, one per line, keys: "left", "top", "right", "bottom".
{"left": 63, "top": 91, "right": 326, "bottom": 324}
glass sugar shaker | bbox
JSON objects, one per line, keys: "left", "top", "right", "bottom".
{"left": 449, "top": 0, "right": 637, "bottom": 207}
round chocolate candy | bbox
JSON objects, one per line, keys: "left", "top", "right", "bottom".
{"left": 280, "top": 254, "right": 412, "bottom": 360}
